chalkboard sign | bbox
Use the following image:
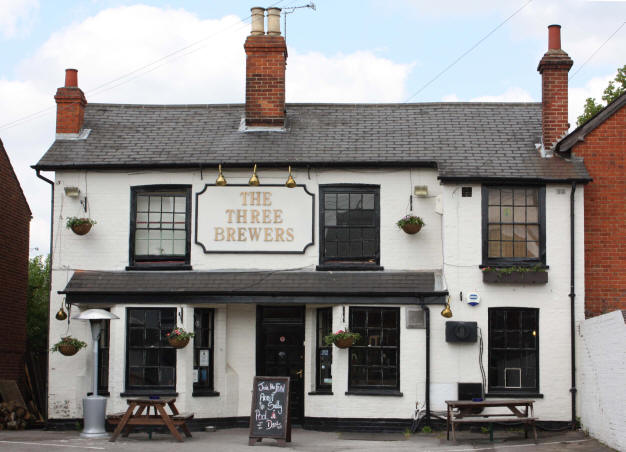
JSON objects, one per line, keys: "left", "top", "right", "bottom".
{"left": 248, "top": 376, "right": 291, "bottom": 446}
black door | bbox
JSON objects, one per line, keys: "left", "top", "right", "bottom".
{"left": 256, "top": 306, "right": 305, "bottom": 423}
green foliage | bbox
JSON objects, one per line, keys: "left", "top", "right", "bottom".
{"left": 481, "top": 265, "right": 546, "bottom": 274}
{"left": 480, "top": 426, "right": 490, "bottom": 434}
{"left": 323, "top": 330, "right": 362, "bottom": 346}
{"left": 50, "top": 336, "right": 87, "bottom": 352}
{"left": 166, "top": 327, "right": 195, "bottom": 340}
{"left": 396, "top": 214, "right": 425, "bottom": 228}
{"left": 577, "top": 65, "right": 626, "bottom": 126}
{"left": 27, "top": 255, "right": 50, "bottom": 352}
{"left": 65, "top": 217, "right": 96, "bottom": 229}
{"left": 421, "top": 426, "right": 433, "bottom": 433}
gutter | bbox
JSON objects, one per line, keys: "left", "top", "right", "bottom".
{"left": 34, "top": 169, "right": 54, "bottom": 422}
{"left": 424, "top": 306, "right": 431, "bottom": 427}
{"left": 569, "top": 182, "right": 577, "bottom": 429}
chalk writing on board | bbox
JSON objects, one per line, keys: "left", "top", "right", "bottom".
{"left": 249, "top": 376, "right": 291, "bottom": 444}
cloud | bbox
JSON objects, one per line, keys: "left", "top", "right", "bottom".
{"left": 0, "top": 0, "right": 38, "bottom": 38}
{"left": 288, "top": 50, "right": 413, "bottom": 102}
{"left": 569, "top": 72, "right": 615, "bottom": 126}
{"left": 1, "top": 4, "right": 415, "bottom": 254}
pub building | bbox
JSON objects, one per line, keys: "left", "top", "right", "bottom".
{"left": 36, "top": 12, "right": 589, "bottom": 431}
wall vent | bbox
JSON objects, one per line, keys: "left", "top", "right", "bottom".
{"left": 405, "top": 307, "right": 425, "bottom": 329}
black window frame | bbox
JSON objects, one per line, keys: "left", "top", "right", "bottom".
{"left": 129, "top": 185, "right": 192, "bottom": 269}
{"left": 96, "top": 309, "right": 110, "bottom": 395}
{"left": 193, "top": 308, "right": 218, "bottom": 396}
{"left": 488, "top": 307, "right": 539, "bottom": 395}
{"left": 125, "top": 307, "right": 177, "bottom": 393}
{"left": 315, "top": 307, "right": 333, "bottom": 393}
{"left": 318, "top": 184, "right": 381, "bottom": 270}
{"left": 348, "top": 307, "right": 400, "bottom": 393}
{"left": 481, "top": 185, "right": 546, "bottom": 268}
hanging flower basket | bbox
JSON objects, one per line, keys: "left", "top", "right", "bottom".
{"left": 66, "top": 217, "right": 97, "bottom": 236}
{"left": 166, "top": 327, "right": 194, "bottom": 349}
{"left": 396, "top": 215, "right": 425, "bottom": 235}
{"left": 334, "top": 337, "right": 355, "bottom": 349}
{"left": 401, "top": 223, "right": 422, "bottom": 234}
{"left": 51, "top": 336, "right": 87, "bottom": 356}
{"left": 324, "top": 330, "right": 361, "bottom": 349}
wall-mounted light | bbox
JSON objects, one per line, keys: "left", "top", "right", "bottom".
{"left": 64, "top": 186, "right": 80, "bottom": 197}
{"left": 414, "top": 185, "right": 429, "bottom": 197}
{"left": 216, "top": 164, "right": 227, "bottom": 186}
{"left": 249, "top": 164, "right": 260, "bottom": 186}
{"left": 285, "top": 166, "right": 296, "bottom": 188}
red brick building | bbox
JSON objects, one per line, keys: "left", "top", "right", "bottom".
{"left": 556, "top": 92, "right": 626, "bottom": 317}
{"left": 0, "top": 139, "right": 31, "bottom": 382}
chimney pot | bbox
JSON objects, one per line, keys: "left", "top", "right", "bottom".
{"left": 267, "top": 8, "right": 281, "bottom": 36}
{"left": 548, "top": 24, "right": 561, "bottom": 50}
{"left": 250, "top": 7, "right": 265, "bottom": 35}
{"left": 65, "top": 68, "right": 78, "bottom": 87}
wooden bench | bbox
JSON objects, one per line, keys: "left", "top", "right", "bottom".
{"left": 107, "top": 398, "right": 193, "bottom": 442}
{"left": 450, "top": 416, "right": 537, "bottom": 441}
{"left": 446, "top": 399, "right": 537, "bottom": 442}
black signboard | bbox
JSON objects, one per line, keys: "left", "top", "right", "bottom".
{"left": 248, "top": 376, "right": 291, "bottom": 446}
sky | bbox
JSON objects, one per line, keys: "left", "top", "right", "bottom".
{"left": 0, "top": 0, "right": 624, "bottom": 257}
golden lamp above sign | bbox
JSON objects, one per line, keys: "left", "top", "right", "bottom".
{"left": 195, "top": 185, "right": 314, "bottom": 254}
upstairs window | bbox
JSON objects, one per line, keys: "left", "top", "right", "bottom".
{"left": 319, "top": 185, "right": 380, "bottom": 269}
{"left": 129, "top": 186, "right": 191, "bottom": 268}
{"left": 482, "top": 186, "right": 545, "bottom": 267}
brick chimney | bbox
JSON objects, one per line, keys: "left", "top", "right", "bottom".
{"left": 244, "top": 7, "right": 287, "bottom": 127}
{"left": 537, "top": 25, "right": 573, "bottom": 152}
{"left": 55, "top": 68, "right": 87, "bottom": 134}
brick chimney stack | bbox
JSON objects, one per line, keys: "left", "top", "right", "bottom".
{"left": 537, "top": 25, "right": 573, "bottom": 152}
{"left": 244, "top": 7, "right": 287, "bottom": 127}
{"left": 55, "top": 68, "right": 87, "bottom": 134}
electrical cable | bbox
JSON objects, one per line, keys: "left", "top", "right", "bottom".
{"left": 0, "top": 0, "right": 289, "bottom": 131}
{"left": 569, "top": 21, "right": 625, "bottom": 82}
{"left": 404, "top": 0, "right": 533, "bottom": 102}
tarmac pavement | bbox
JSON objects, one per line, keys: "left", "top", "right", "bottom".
{"left": 0, "top": 428, "right": 616, "bottom": 452}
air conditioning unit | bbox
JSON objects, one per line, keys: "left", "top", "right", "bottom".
{"left": 445, "top": 321, "right": 477, "bottom": 343}
{"left": 405, "top": 307, "right": 425, "bottom": 329}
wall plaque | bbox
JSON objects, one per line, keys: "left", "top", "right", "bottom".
{"left": 195, "top": 185, "right": 314, "bottom": 254}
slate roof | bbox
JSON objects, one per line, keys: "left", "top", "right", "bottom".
{"left": 35, "top": 102, "right": 590, "bottom": 182}
{"left": 61, "top": 269, "right": 441, "bottom": 297}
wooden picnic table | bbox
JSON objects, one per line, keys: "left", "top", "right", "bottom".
{"left": 445, "top": 399, "right": 537, "bottom": 442}
{"left": 108, "top": 397, "right": 193, "bottom": 442}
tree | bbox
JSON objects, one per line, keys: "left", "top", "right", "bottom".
{"left": 577, "top": 65, "right": 626, "bottom": 126}
{"left": 27, "top": 255, "right": 50, "bottom": 352}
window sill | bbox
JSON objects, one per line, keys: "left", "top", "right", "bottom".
{"left": 316, "top": 264, "right": 384, "bottom": 272}
{"left": 192, "top": 390, "right": 220, "bottom": 397}
{"left": 485, "top": 392, "right": 543, "bottom": 399}
{"left": 120, "top": 390, "right": 178, "bottom": 397}
{"left": 126, "top": 264, "right": 192, "bottom": 271}
{"left": 345, "top": 390, "right": 403, "bottom": 397}
{"left": 482, "top": 270, "right": 548, "bottom": 284}
{"left": 308, "top": 391, "right": 333, "bottom": 396}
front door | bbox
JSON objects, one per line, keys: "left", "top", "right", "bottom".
{"left": 256, "top": 306, "right": 305, "bottom": 423}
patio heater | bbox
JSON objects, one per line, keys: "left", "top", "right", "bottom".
{"left": 74, "top": 309, "right": 119, "bottom": 438}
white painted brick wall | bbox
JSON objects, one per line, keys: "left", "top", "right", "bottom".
{"left": 47, "top": 169, "right": 585, "bottom": 423}
{"left": 579, "top": 311, "right": 626, "bottom": 451}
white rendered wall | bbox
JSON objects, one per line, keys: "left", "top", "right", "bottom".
{"left": 579, "top": 311, "right": 626, "bottom": 451}
{"left": 47, "top": 168, "right": 584, "bottom": 422}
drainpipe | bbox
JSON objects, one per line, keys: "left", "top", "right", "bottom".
{"left": 35, "top": 168, "right": 54, "bottom": 421}
{"left": 424, "top": 306, "right": 431, "bottom": 427}
{"left": 569, "top": 182, "right": 577, "bottom": 429}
